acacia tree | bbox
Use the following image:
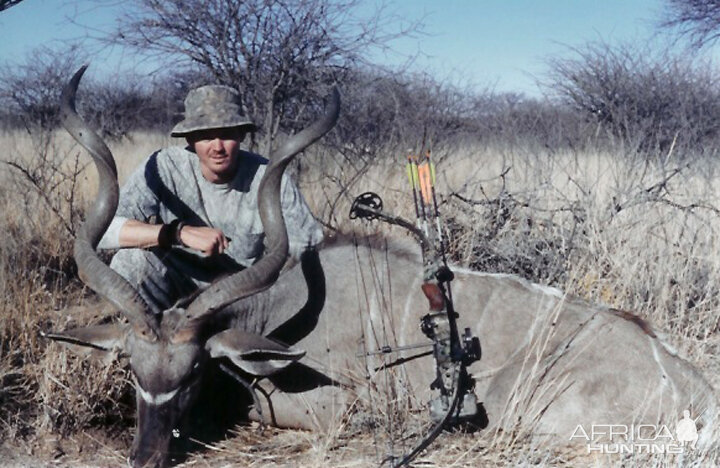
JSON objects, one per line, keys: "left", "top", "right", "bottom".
{"left": 662, "top": 0, "right": 720, "bottom": 48}
{"left": 0, "top": 46, "right": 85, "bottom": 132}
{"left": 0, "top": 45, "right": 172, "bottom": 138}
{"left": 547, "top": 41, "right": 720, "bottom": 155}
{"left": 110, "top": 0, "right": 418, "bottom": 152}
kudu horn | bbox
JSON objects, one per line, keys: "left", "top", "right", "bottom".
{"left": 60, "top": 65, "right": 159, "bottom": 339}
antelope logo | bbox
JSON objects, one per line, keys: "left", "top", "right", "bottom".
{"left": 676, "top": 409, "right": 699, "bottom": 449}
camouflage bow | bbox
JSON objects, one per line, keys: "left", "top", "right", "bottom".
{"left": 350, "top": 150, "right": 481, "bottom": 467}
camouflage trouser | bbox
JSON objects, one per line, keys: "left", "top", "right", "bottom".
{"left": 109, "top": 247, "right": 314, "bottom": 339}
{"left": 110, "top": 248, "right": 243, "bottom": 315}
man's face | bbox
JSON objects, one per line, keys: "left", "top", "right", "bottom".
{"left": 188, "top": 128, "right": 246, "bottom": 183}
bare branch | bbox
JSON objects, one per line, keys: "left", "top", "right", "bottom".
{"left": 108, "top": 0, "right": 422, "bottom": 149}
{"left": 661, "top": 0, "right": 720, "bottom": 49}
{"left": 0, "top": 0, "right": 24, "bottom": 12}
{"left": 546, "top": 40, "right": 720, "bottom": 156}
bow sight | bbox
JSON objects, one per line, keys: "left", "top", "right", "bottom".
{"left": 350, "top": 151, "right": 481, "bottom": 466}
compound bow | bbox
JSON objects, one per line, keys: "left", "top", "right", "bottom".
{"left": 350, "top": 151, "right": 481, "bottom": 467}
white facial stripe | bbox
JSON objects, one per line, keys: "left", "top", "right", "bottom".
{"left": 134, "top": 379, "right": 180, "bottom": 406}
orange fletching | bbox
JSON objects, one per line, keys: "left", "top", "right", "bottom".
{"left": 417, "top": 161, "right": 433, "bottom": 205}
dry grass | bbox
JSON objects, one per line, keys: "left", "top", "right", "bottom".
{"left": 0, "top": 130, "right": 718, "bottom": 466}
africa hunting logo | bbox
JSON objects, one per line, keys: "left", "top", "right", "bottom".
{"left": 570, "top": 410, "right": 699, "bottom": 454}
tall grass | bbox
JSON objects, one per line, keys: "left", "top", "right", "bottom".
{"left": 0, "top": 129, "right": 718, "bottom": 466}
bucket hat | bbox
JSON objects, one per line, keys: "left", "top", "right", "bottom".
{"left": 171, "top": 85, "right": 257, "bottom": 137}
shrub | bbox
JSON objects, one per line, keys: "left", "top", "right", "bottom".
{"left": 546, "top": 41, "right": 720, "bottom": 156}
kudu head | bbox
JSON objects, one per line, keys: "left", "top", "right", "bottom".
{"left": 45, "top": 66, "right": 339, "bottom": 467}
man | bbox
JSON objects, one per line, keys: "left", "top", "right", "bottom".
{"left": 99, "top": 85, "right": 323, "bottom": 314}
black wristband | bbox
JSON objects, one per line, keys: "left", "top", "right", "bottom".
{"left": 158, "top": 219, "right": 181, "bottom": 249}
{"left": 174, "top": 221, "right": 186, "bottom": 246}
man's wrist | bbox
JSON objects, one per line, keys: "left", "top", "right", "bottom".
{"left": 158, "top": 219, "right": 183, "bottom": 248}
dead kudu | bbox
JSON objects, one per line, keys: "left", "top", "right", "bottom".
{"left": 47, "top": 65, "right": 339, "bottom": 467}
{"left": 48, "top": 68, "right": 717, "bottom": 466}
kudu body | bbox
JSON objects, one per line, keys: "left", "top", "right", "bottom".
{"left": 226, "top": 238, "right": 717, "bottom": 447}
{"left": 50, "top": 68, "right": 716, "bottom": 467}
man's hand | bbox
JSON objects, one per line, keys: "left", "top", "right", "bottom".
{"left": 178, "top": 225, "right": 230, "bottom": 256}
{"left": 118, "top": 220, "right": 230, "bottom": 256}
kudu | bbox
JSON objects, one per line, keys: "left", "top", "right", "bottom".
{"left": 49, "top": 69, "right": 717, "bottom": 466}
{"left": 47, "top": 66, "right": 339, "bottom": 467}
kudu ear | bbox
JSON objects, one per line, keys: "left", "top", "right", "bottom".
{"left": 206, "top": 329, "right": 305, "bottom": 377}
{"left": 42, "top": 324, "right": 128, "bottom": 360}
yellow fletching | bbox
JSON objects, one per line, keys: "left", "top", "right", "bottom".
{"left": 406, "top": 161, "right": 420, "bottom": 189}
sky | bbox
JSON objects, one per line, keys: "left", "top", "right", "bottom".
{"left": 377, "top": 0, "right": 667, "bottom": 95}
{"left": 0, "top": 0, "right": 695, "bottom": 97}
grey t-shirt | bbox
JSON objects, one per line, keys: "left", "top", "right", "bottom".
{"left": 100, "top": 145, "right": 323, "bottom": 269}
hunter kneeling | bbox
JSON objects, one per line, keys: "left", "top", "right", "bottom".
{"left": 99, "top": 84, "right": 323, "bottom": 314}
